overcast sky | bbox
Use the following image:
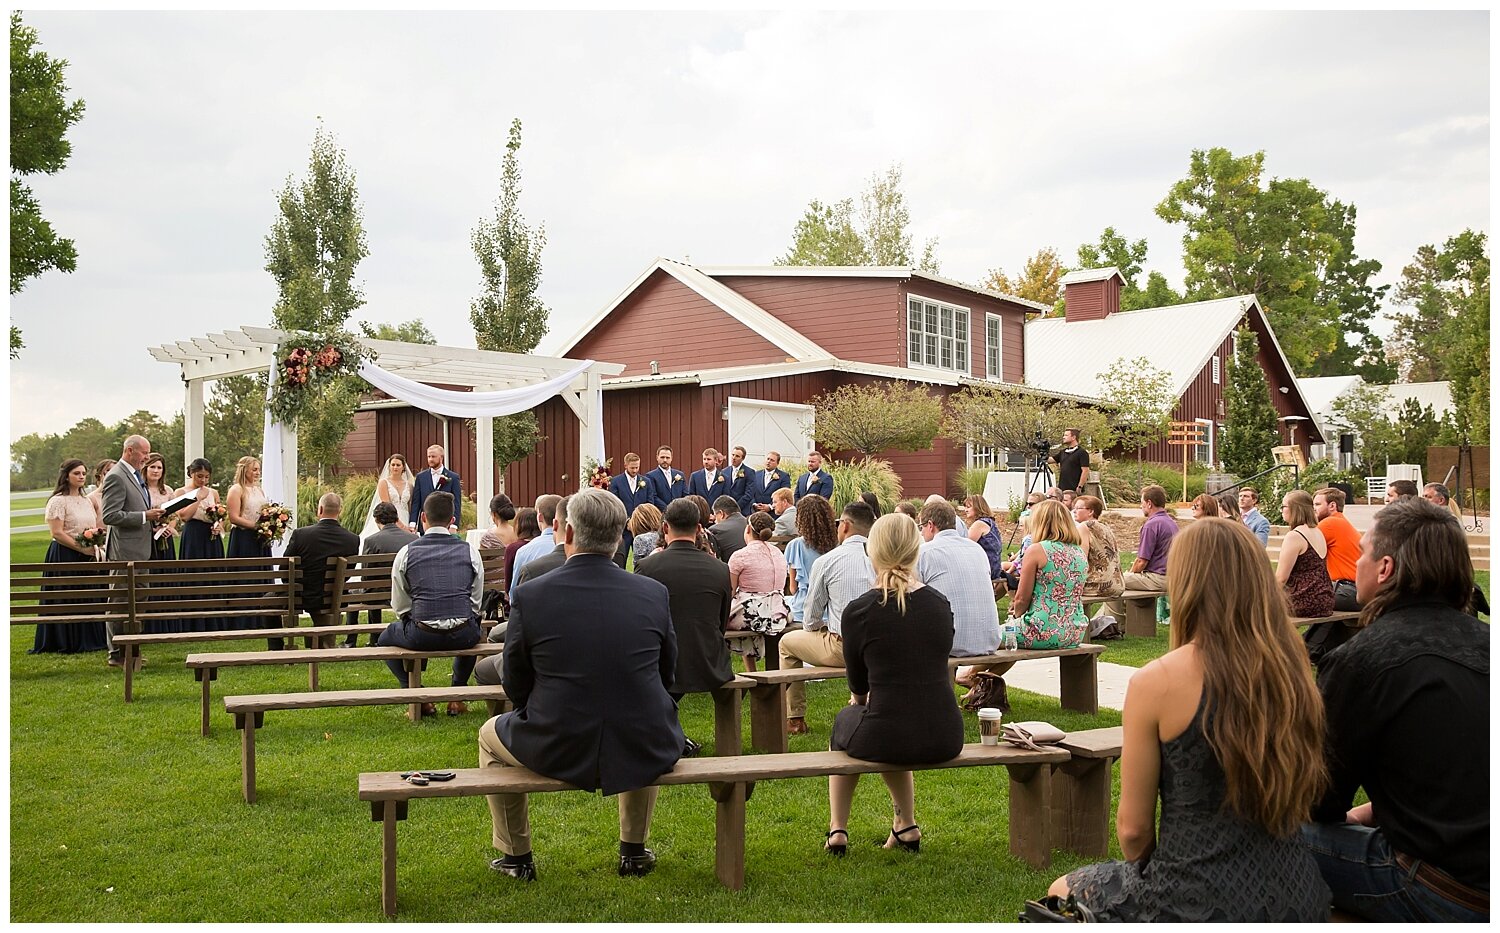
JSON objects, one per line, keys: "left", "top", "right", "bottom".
{"left": 8, "top": 9, "right": 1490, "bottom": 444}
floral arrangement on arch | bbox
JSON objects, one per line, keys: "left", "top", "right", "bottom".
{"left": 582, "top": 456, "right": 613, "bottom": 491}
{"left": 267, "top": 330, "right": 371, "bottom": 425}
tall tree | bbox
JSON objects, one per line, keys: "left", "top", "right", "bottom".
{"left": 1095, "top": 356, "right": 1176, "bottom": 483}
{"left": 778, "top": 163, "right": 939, "bottom": 272}
{"left": 359, "top": 319, "right": 437, "bottom": 345}
{"left": 1155, "top": 147, "right": 1387, "bottom": 376}
{"left": 263, "top": 123, "right": 370, "bottom": 477}
{"left": 807, "top": 382, "right": 942, "bottom": 458}
{"left": 1389, "top": 229, "right": 1489, "bottom": 441}
{"left": 470, "top": 118, "right": 551, "bottom": 473}
{"left": 1074, "top": 227, "right": 1183, "bottom": 311}
{"left": 942, "top": 384, "right": 1113, "bottom": 490}
{"left": 205, "top": 374, "right": 267, "bottom": 484}
{"left": 982, "top": 247, "right": 1065, "bottom": 308}
{"left": 10, "top": 12, "right": 87, "bottom": 357}
{"left": 1329, "top": 382, "right": 1398, "bottom": 473}
{"left": 1220, "top": 328, "right": 1280, "bottom": 477}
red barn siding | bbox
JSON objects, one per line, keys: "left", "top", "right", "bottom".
{"left": 715, "top": 276, "right": 903, "bottom": 366}
{"left": 897, "top": 280, "right": 1029, "bottom": 383}
{"left": 1063, "top": 279, "right": 1122, "bottom": 323}
{"left": 570, "top": 270, "right": 786, "bottom": 375}
{"left": 336, "top": 410, "right": 381, "bottom": 475}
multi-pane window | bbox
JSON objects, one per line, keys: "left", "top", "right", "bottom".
{"left": 986, "top": 313, "right": 1003, "bottom": 379}
{"left": 906, "top": 296, "right": 970, "bottom": 374}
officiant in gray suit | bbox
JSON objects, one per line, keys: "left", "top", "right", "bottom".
{"left": 101, "top": 434, "right": 166, "bottom": 667}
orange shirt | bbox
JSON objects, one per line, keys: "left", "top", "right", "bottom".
{"left": 1319, "top": 512, "right": 1360, "bottom": 582}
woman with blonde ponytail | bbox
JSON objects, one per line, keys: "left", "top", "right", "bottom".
{"left": 823, "top": 514, "right": 964, "bottom": 858}
{"left": 1051, "top": 517, "right": 1331, "bottom": 920}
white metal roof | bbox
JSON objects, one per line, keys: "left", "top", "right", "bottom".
{"left": 1298, "top": 375, "right": 1366, "bottom": 418}
{"left": 1380, "top": 380, "right": 1455, "bottom": 418}
{"left": 552, "top": 258, "right": 831, "bottom": 360}
{"left": 1024, "top": 294, "right": 1319, "bottom": 434}
{"left": 149, "top": 325, "right": 622, "bottom": 388}
{"left": 697, "top": 264, "right": 1051, "bottom": 312}
{"left": 1059, "top": 266, "right": 1123, "bottom": 285}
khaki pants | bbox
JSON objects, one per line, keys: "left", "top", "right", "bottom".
{"left": 1099, "top": 571, "right": 1167, "bottom": 620}
{"left": 477, "top": 716, "right": 658, "bottom": 856}
{"left": 777, "top": 629, "right": 845, "bottom": 719}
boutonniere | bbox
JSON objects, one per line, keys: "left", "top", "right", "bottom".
{"left": 435, "top": 475, "right": 449, "bottom": 490}
{"left": 673, "top": 473, "right": 682, "bottom": 483}
{"left": 635, "top": 479, "right": 644, "bottom": 491}
{"left": 735, "top": 468, "right": 743, "bottom": 479}
{"left": 712, "top": 474, "right": 723, "bottom": 484}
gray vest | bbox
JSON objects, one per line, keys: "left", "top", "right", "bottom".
{"left": 403, "top": 533, "right": 477, "bottom": 625}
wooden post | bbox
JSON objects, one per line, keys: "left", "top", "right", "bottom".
{"left": 1051, "top": 758, "right": 1112, "bottom": 856}
{"left": 406, "top": 660, "right": 423, "bottom": 721}
{"left": 709, "top": 781, "right": 749, "bottom": 890}
{"left": 748, "top": 684, "right": 788, "bottom": 755}
{"left": 711, "top": 686, "right": 743, "bottom": 757}
{"left": 1057, "top": 653, "right": 1098, "bottom": 714}
{"left": 381, "top": 800, "right": 400, "bottom": 917}
{"left": 123, "top": 641, "right": 135, "bottom": 703}
{"left": 237, "top": 712, "right": 260, "bottom": 804}
{"left": 1182, "top": 432, "right": 1189, "bottom": 502}
{"left": 198, "top": 667, "right": 217, "bottom": 737}
{"left": 1006, "top": 763, "right": 1052, "bottom": 868}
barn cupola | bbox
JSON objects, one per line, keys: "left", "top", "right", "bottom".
{"left": 1060, "top": 267, "right": 1125, "bottom": 323}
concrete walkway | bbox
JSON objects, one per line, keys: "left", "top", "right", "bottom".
{"left": 1004, "top": 656, "right": 1137, "bottom": 712}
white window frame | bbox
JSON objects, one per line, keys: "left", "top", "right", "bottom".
{"left": 1195, "top": 418, "right": 1215, "bottom": 465}
{"left": 985, "top": 312, "right": 1003, "bottom": 380}
{"left": 1211, "top": 354, "right": 1221, "bottom": 385}
{"left": 906, "top": 294, "right": 971, "bottom": 376}
{"left": 966, "top": 443, "right": 1003, "bottom": 469}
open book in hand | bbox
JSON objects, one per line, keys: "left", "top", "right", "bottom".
{"left": 158, "top": 489, "right": 202, "bottom": 519}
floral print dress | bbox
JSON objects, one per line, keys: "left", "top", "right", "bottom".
{"left": 1016, "top": 539, "right": 1087, "bottom": 649}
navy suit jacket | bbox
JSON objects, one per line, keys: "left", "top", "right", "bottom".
{"left": 686, "top": 468, "right": 729, "bottom": 504}
{"left": 646, "top": 467, "right": 687, "bottom": 512}
{"left": 496, "top": 553, "right": 683, "bottom": 795}
{"left": 725, "top": 464, "right": 752, "bottom": 514}
{"left": 609, "top": 471, "right": 653, "bottom": 519}
{"left": 796, "top": 470, "right": 834, "bottom": 500}
{"left": 411, "top": 467, "right": 462, "bottom": 527}
{"left": 747, "top": 468, "right": 790, "bottom": 511}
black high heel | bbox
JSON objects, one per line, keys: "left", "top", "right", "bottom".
{"left": 883, "top": 824, "right": 921, "bottom": 853}
{"left": 825, "top": 829, "right": 848, "bottom": 857}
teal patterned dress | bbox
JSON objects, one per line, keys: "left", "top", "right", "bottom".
{"left": 1015, "top": 540, "right": 1087, "bottom": 649}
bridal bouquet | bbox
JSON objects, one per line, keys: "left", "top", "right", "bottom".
{"left": 255, "top": 502, "right": 293, "bottom": 544}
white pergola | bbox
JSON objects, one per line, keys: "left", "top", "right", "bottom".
{"left": 148, "top": 325, "right": 624, "bottom": 529}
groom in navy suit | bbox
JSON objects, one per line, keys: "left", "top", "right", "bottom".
{"left": 685, "top": 448, "right": 728, "bottom": 502}
{"left": 795, "top": 450, "right": 834, "bottom": 500}
{"left": 609, "top": 452, "right": 653, "bottom": 518}
{"left": 411, "top": 444, "right": 463, "bottom": 528}
{"left": 747, "top": 450, "right": 790, "bottom": 513}
{"left": 646, "top": 446, "right": 686, "bottom": 511}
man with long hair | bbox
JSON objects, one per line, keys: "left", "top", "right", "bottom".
{"left": 1301, "top": 498, "right": 1489, "bottom": 922}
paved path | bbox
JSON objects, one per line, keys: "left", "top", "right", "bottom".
{"left": 1003, "top": 656, "right": 1136, "bottom": 712}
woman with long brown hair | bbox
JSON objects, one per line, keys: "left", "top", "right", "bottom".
{"left": 1190, "top": 493, "right": 1220, "bottom": 518}
{"left": 31, "top": 459, "right": 109, "bottom": 654}
{"left": 1052, "top": 518, "right": 1330, "bottom": 920}
{"left": 1276, "top": 489, "right": 1334, "bottom": 617}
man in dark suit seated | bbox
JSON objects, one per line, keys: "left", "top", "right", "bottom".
{"left": 686, "top": 447, "right": 728, "bottom": 502}
{"left": 707, "top": 495, "right": 748, "bottom": 563}
{"left": 746, "top": 450, "right": 790, "bottom": 514}
{"left": 343, "top": 501, "right": 417, "bottom": 647}
{"left": 375, "top": 492, "right": 484, "bottom": 716}
{"left": 795, "top": 449, "right": 835, "bottom": 500}
{"left": 480, "top": 487, "right": 683, "bottom": 882}
{"left": 724, "top": 446, "right": 752, "bottom": 515}
{"left": 283, "top": 492, "right": 361, "bottom": 630}
{"left": 635, "top": 498, "right": 734, "bottom": 757}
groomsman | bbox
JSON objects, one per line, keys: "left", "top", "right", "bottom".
{"left": 411, "top": 444, "right": 463, "bottom": 528}
{"left": 725, "top": 446, "right": 752, "bottom": 515}
{"left": 646, "top": 445, "right": 686, "bottom": 511}
{"left": 748, "top": 451, "right": 790, "bottom": 513}
{"left": 796, "top": 450, "right": 834, "bottom": 500}
{"left": 609, "top": 452, "right": 653, "bottom": 518}
{"left": 686, "top": 448, "right": 729, "bottom": 502}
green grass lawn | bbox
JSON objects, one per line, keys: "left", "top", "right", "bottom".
{"left": 10, "top": 623, "right": 1122, "bottom": 922}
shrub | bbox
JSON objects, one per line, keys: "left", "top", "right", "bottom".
{"left": 1267, "top": 457, "right": 1367, "bottom": 506}
{"left": 827, "top": 457, "right": 903, "bottom": 515}
{"left": 339, "top": 472, "right": 378, "bottom": 534}
{"left": 953, "top": 466, "right": 994, "bottom": 497}
{"left": 295, "top": 476, "right": 324, "bottom": 527}
{"left": 1099, "top": 462, "right": 1207, "bottom": 506}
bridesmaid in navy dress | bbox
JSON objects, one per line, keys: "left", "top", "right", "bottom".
{"left": 31, "top": 459, "right": 109, "bottom": 654}
{"left": 225, "top": 455, "right": 278, "bottom": 642}
{"left": 173, "top": 458, "right": 224, "bottom": 632}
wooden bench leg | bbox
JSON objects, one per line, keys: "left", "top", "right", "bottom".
{"left": 1123, "top": 599, "right": 1156, "bottom": 638}
{"left": 748, "top": 684, "right": 787, "bottom": 754}
{"left": 711, "top": 687, "right": 743, "bottom": 757}
{"left": 373, "top": 799, "right": 407, "bottom": 917}
{"left": 235, "top": 711, "right": 264, "bottom": 804}
{"left": 1057, "top": 653, "right": 1098, "bottom": 715}
{"left": 405, "top": 661, "right": 423, "bottom": 721}
{"left": 1005, "top": 762, "right": 1052, "bottom": 869}
{"left": 1050, "top": 757, "right": 1112, "bottom": 857}
{"left": 709, "top": 781, "right": 751, "bottom": 889}
{"left": 195, "top": 667, "right": 218, "bottom": 737}
{"left": 123, "top": 643, "right": 136, "bottom": 703}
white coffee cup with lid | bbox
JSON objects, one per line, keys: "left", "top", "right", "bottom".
{"left": 977, "top": 707, "right": 1004, "bottom": 745}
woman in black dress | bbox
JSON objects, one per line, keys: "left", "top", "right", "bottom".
{"left": 169, "top": 457, "right": 224, "bottom": 632}
{"left": 825, "top": 513, "right": 964, "bottom": 856}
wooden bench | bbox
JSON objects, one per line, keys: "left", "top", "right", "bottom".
{"left": 1051, "top": 727, "right": 1123, "bottom": 856}
{"left": 735, "top": 645, "right": 1106, "bottom": 753}
{"left": 225, "top": 685, "right": 513, "bottom": 803}
{"left": 10, "top": 559, "right": 134, "bottom": 628}
{"left": 358, "top": 742, "right": 1069, "bottom": 916}
{"left": 1082, "top": 590, "right": 1161, "bottom": 637}
{"left": 185, "top": 645, "right": 504, "bottom": 736}
{"left": 315, "top": 548, "right": 508, "bottom": 635}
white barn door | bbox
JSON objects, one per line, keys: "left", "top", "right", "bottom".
{"left": 727, "top": 397, "right": 814, "bottom": 465}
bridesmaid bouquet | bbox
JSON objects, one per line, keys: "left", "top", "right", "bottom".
{"left": 255, "top": 502, "right": 293, "bottom": 544}
{"left": 75, "top": 527, "right": 108, "bottom": 553}
{"left": 201, "top": 502, "right": 229, "bottom": 536}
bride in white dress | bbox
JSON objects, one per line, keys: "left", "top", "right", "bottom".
{"left": 360, "top": 454, "right": 414, "bottom": 541}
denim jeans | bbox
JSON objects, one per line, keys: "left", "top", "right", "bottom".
{"left": 1300, "top": 822, "right": 1488, "bottom": 922}
{"left": 375, "top": 618, "right": 482, "bottom": 688}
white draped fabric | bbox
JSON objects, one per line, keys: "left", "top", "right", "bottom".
{"left": 261, "top": 363, "right": 291, "bottom": 555}
{"left": 356, "top": 359, "right": 595, "bottom": 418}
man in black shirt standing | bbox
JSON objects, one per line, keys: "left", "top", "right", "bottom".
{"left": 1301, "top": 498, "right": 1489, "bottom": 922}
{"left": 1052, "top": 429, "right": 1089, "bottom": 506}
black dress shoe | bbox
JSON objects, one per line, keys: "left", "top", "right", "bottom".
{"left": 488, "top": 857, "right": 537, "bottom": 881}
{"left": 682, "top": 737, "right": 702, "bottom": 758}
{"left": 617, "top": 849, "right": 656, "bottom": 877}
